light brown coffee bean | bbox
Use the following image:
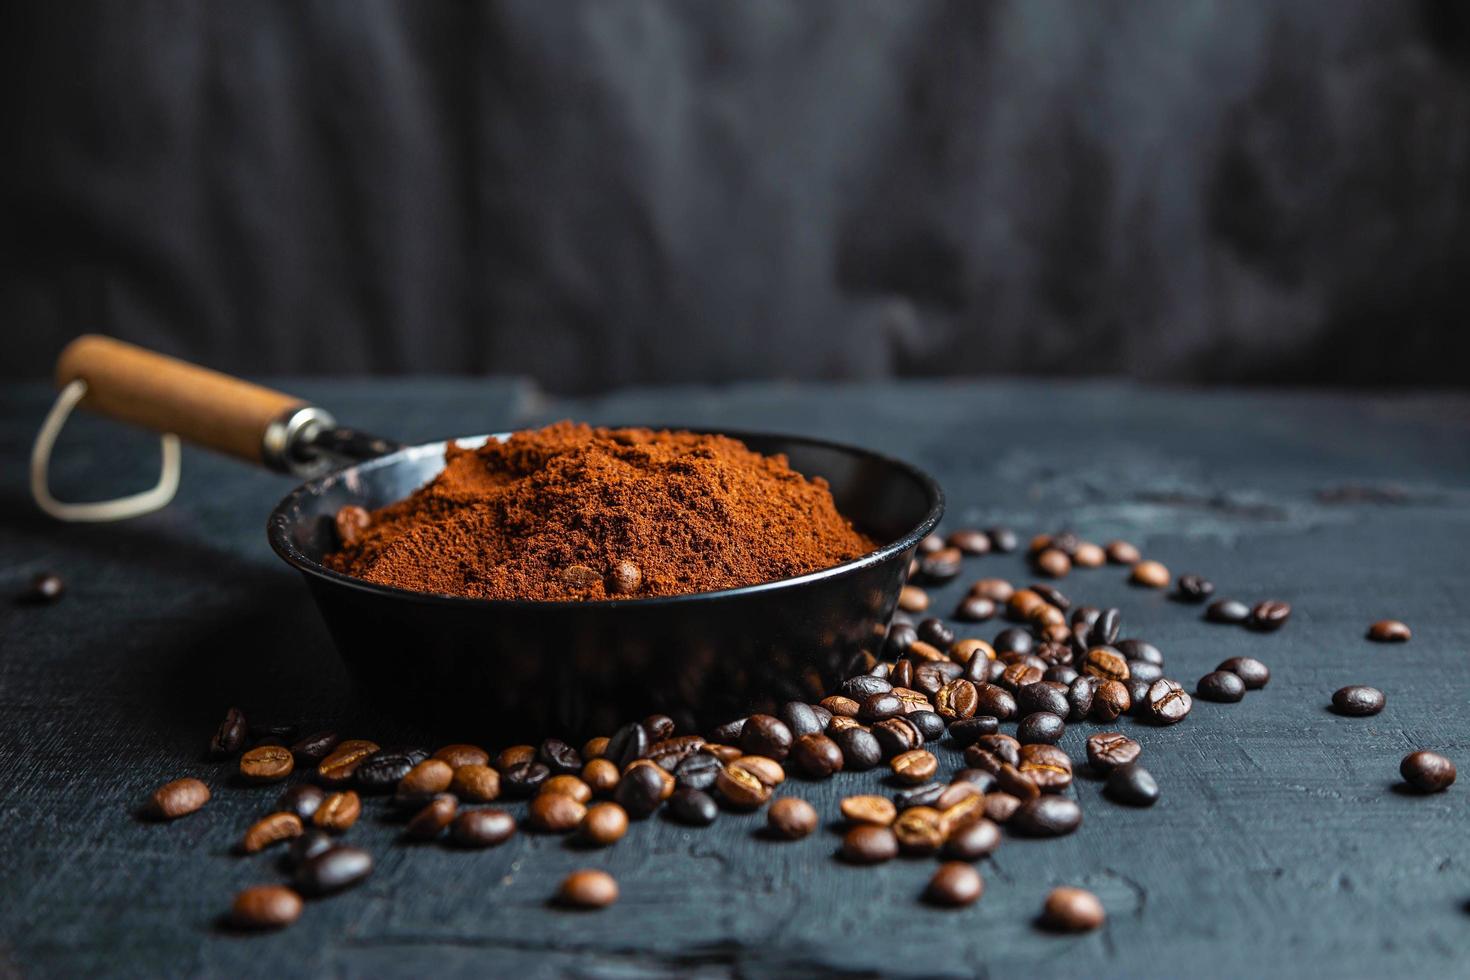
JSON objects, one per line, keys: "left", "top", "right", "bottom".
{"left": 840, "top": 795, "right": 897, "bottom": 827}
{"left": 1073, "top": 542, "right": 1105, "bottom": 567}
{"left": 230, "top": 884, "right": 303, "bottom": 930}
{"left": 582, "top": 736, "right": 610, "bottom": 759}
{"left": 450, "top": 763, "right": 501, "bottom": 803}
{"left": 313, "top": 790, "right": 362, "bottom": 832}
{"left": 926, "top": 861, "right": 984, "bottom": 906}
{"left": 1042, "top": 886, "right": 1106, "bottom": 931}
{"left": 948, "top": 638, "right": 995, "bottom": 665}
{"left": 239, "top": 745, "right": 294, "bottom": 783}
{"left": 1367, "top": 619, "right": 1411, "bottom": 643}
{"left": 317, "top": 740, "right": 380, "bottom": 785}
{"left": 893, "top": 806, "right": 946, "bottom": 854}
{"left": 148, "top": 778, "right": 210, "bottom": 820}
{"left": 240, "top": 811, "right": 303, "bottom": 853}
{"left": 730, "top": 756, "right": 785, "bottom": 787}
{"left": 494, "top": 745, "right": 537, "bottom": 772}
{"left": 581, "top": 758, "right": 620, "bottom": 795}
{"left": 971, "top": 578, "right": 1014, "bottom": 602}
{"left": 1130, "top": 560, "right": 1170, "bottom": 588}
{"left": 557, "top": 869, "right": 619, "bottom": 909}
{"left": 398, "top": 759, "right": 453, "bottom": 798}
{"left": 767, "top": 797, "right": 818, "bottom": 840}
{"left": 608, "top": 560, "right": 643, "bottom": 595}
{"left": 715, "top": 765, "right": 771, "bottom": 808}
{"left": 891, "top": 749, "right": 939, "bottom": 785}
{"left": 540, "top": 775, "right": 593, "bottom": 804}
{"left": 842, "top": 824, "right": 899, "bottom": 864}
{"left": 431, "top": 744, "right": 489, "bottom": 768}
{"left": 405, "top": 794, "right": 458, "bottom": 840}
{"left": 1082, "top": 647, "right": 1131, "bottom": 682}
{"left": 1105, "top": 540, "right": 1140, "bottom": 565}
{"left": 984, "top": 791, "right": 1021, "bottom": 823}
{"left": 528, "top": 792, "right": 587, "bottom": 833}
{"left": 579, "top": 802, "right": 629, "bottom": 846}
{"left": 898, "top": 584, "right": 931, "bottom": 613}
{"left": 1035, "top": 548, "right": 1071, "bottom": 578}
{"left": 450, "top": 808, "right": 517, "bottom": 848}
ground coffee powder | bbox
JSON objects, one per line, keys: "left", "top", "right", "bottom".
{"left": 325, "top": 422, "right": 875, "bottom": 600}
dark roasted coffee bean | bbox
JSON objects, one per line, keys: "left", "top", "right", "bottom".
{"left": 290, "top": 731, "right": 340, "bottom": 763}
{"left": 1249, "top": 600, "right": 1291, "bottom": 632}
{"left": 1034, "top": 548, "right": 1071, "bottom": 578}
{"left": 1017, "top": 712, "right": 1065, "bottom": 745}
{"left": 667, "top": 787, "right": 719, "bottom": 825}
{"left": 647, "top": 735, "right": 705, "bottom": 771}
{"left": 917, "top": 618, "right": 956, "bottom": 649}
{"left": 914, "top": 662, "right": 961, "bottom": 696}
{"left": 948, "top": 528, "right": 992, "bottom": 555}
{"left": 1331, "top": 685, "right": 1385, "bottom": 717}
{"left": 286, "top": 829, "right": 335, "bottom": 868}
{"left": 859, "top": 693, "right": 904, "bottom": 723}
{"left": 1046, "top": 665, "right": 1080, "bottom": 685}
{"left": 947, "top": 716, "right": 1000, "bottom": 746}
{"left": 975, "top": 733, "right": 1021, "bottom": 767}
{"left": 295, "top": 846, "right": 373, "bottom": 896}
{"left": 1018, "top": 743, "right": 1073, "bottom": 792}
{"left": 1123, "top": 660, "right": 1160, "bottom": 685}
{"left": 955, "top": 596, "right": 997, "bottom": 622}
{"left": 740, "top": 715, "right": 793, "bottom": 761}
{"left": 986, "top": 660, "right": 1007, "bottom": 683}
{"left": 934, "top": 679, "right": 978, "bottom": 721}
{"left": 22, "top": 571, "right": 66, "bottom": 603}
{"left": 641, "top": 714, "right": 676, "bottom": 741}
{"left": 1175, "top": 574, "right": 1214, "bottom": 603}
{"left": 840, "top": 675, "right": 892, "bottom": 701}
{"left": 207, "top": 707, "right": 247, "bottom": 759}
{"left": 884, "top": 659, "right": 909, "bottom": 688}
{"left": 1086, "top": 608, "right": 1120, "bottom": 647}
{"left": 999, "top": 662, "right": 1044, "bottom": 692}
{"left": 614, "top": 762, "right": 668, "bottom": 818}
{"left": 355, "top": 748, "right": 429, "bottom": 794}
{"left": 1011, "top": 796, "right": 1082, "bottom": 837}
{"left": 1017, "top": 682, "right": 1070, "bottom": 718}
{"left": 834, "top": 727, "right": 882, "bottom": 771}
{"left": 810, "top": 704, "right": 833, "bottom": 730}
{"left": 993, "top": 628, "right": 1034, "bottom": 656}
{"left": 1031, "top": 584, "right": 1070, "bottom": 611}
{"left": 1197, "top": 670, "right": 1246, "bottom": 703}
{"left": 1081, "top": 647, "right": 1130, "bottom": 682}
{"left": 944, "top": 818, "right": 1001, "bottom": 860}
{"left": 908, "top": 710, "right": 946, "bottom": 742}
{"left": 1400, "top": 751, "right": 1456, "bottom": 792}
{"left": 919, "top": 547, "right": 964, "bottom": 582}
{"left": 406, "top": 794, "right": 458, "bottom": 840}
{"left": 780, "top": 701, "right": 824, "bottom": 739}
{"left": 892, "top": 782, "right": 945, "bottom": 811}
{"left": 230, "top": 885, "right": 302, "bottom": 930}
{"left": 790, "top": 733, "right": 844, "bottom": 779}
{"left": 987, "top": 527, "right": 1018, "bottom": 553}
{"left": 926, "top": 861, "right": 984, "bottom": 907}
{"left": 918, "top": 533, "right": 945, "bottom": 555}
{"left": 952, "top": 768, "right": 997, "bottom": 793}
{"left": 536, "top": 739, "right": 583, "bottom": 775}
{"left": 1125, "top": 678, "right": 1152, "bottom": 714}
{"left": 1066, "top": 676, "right": 1097, "bottom": 722}
{"left": 1117, "top": 638, "right": 1164, "bottom": 665}
{"left": 1205, "top": 598, "right": 1250, "bottom": 624}
{"left": 884, "top": 621, "right": 919, "bottom": 659}
{"left": 674, "top": 752, "right": 722, "bottom": 790}
{"left": 1146, "top": 679, "right": 1192, "bottom": 724}
{"left": 1091, "top": 680, "right": 1131, "bottom": 722}
{"left": 1105, "top": 763, "right": 1159, "bottom": 806}
{"left": 278, "top": 783, "right": 326, "bottom": 822}
{"left": 1368, "top": 619, "right": 1411, "bottom": 643}
{"left": 450, "top": 809, "right": 516, "bottom": 848}
{"left": 984, "top": 792, "right": 1021, "bottom": 824}
{"left": 607, "top": 722, "right": 651, "bottom": 767}
{"left": 973, "top": 684, "right": 1016, "bottom": 721}
{"left": 1217, "top": 657, "right": 1270, "bottom": 689}
{"left": 1086, "top": 732, "right": 1141, "bottom": 772}
{"left": 767, "top": 797, "right": 818, "bottom": 840}
{"left": 500, "top": 761, "right": 551, "bottom": 798}
{"left": 1042, "top": 887, "right": 1105, "bottom": 931}
{"left": 872, "top": 717, "right": 923, "bottom": 759}
{"left": 842, "top": 824, "right": 899, "bottom": 864}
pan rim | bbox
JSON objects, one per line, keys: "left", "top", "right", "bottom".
{"left": 267, "top": 426, "right": 945, "bottom": 610}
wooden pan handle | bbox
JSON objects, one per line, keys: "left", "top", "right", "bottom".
{"left": 55, "top": 334, "right": 314, "bottom": 467}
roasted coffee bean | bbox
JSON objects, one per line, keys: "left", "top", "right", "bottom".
{"left": 674, "top": 752, "right": 722, "bottom": 790}
{"left": 1105, "top": 763, "right": 1159, "bottom": 806}
{"left": 901, "top": 710, "right": 940, "bottom": 742}
{"left": 1127, "top": 660, "right": 1164, "bottom": 684}
{"left": 647, "top": 735, "right": 706, "bottom": 771}
{"left": 740, "top": 715, "right": 793, "bottom": 761}
{"left": 1368, "top": 619, "right": 1412, "bottom": 643}
{"left": 355, "top": 748, "right": 429, "bottom": 794}
{"left": 1249, "top": 600, "right": 1291, "bottom": 632}
{"left": 1016, "top": 712, "right": 1065, "bottom": 745}
{"left": 899, "top": 585, "right": 931, "bottom": 613}
{"left": 834, "top": 727, "right": 882, "bottom": 771}
{"left": 984, "top": 792, "right": 1021, "bottom": 824}
{"left": 767, "top": 797, "right": 818, "bottom": 839}
{"left": 934, "top": 781, "right": 981, "bottom": 811}
{"left": 919, "top": 533, "right": 946, "bottom": 554}
{"left": 238, "top": 745, "right": 293, "bottom": 783}
{"left": 537, "top": 739, "right": 583, "bottom": 775}
{"left": 918, "top": 618, "right": 956, "bottom": 649}
{"left": 1400, "top": 751, "right": 1456, "bottom": 793}
{"left": 230, "top": 884, "right": 303, "bottom": 930}
{"left": 973, "top": 733, "right": 1021, "bottom": 768}
{"left": 579, "top": 801, "right": 629, "bottom": 845}
{"left": 789, "top": 733, "right": 844, "bottom": 779}
{"left": 528, "top": 792, "right": 587, "bottom": 833}
{"left": 1105, "top": 539, "right": 1141, "bottom": 565}
{"left": 993, "top": 628, "right": 1034, "bottom": 656}
{"left": 948, "top": 528, "right": 992, "bottom": 555}
{"left": 893, "top": 782, "right": 946, "bottom": 811}
{"left": 920, "top": 547, "right": 964, "bottom": 582}
{"left": 884, "top": 621, "right": 920, "bottom": 659}
{"left": 1017, "top": 743, "right": 1072, "bottom": 792}
{"left": 809, "top": 704, "right": 833, "bottom": 730}
{"left": 840, "top": 675, "right": 892, "bottom": 702}
{"left": 668, "top": 787, "right": 719, "bottom": 825}
{"left": 606, "top": 723, "right": 650, "bottom": 768}
{"left": 397, "top": 759, "right": 454, "bottom": 804}
{"left": 451, "top": 763, "right": 501, "bottom": 803}
{"left": 616, "top": 763, "right": 671, "bottom": 817}
{"left": 948, "top": 716, "right": 1000, "bottom": 746}
{"left": 1042, "top": 887, "right": 1105, "bottom": 932}
{"left": 450, "top": 809, "right": 516, "bottom": 848}
{"left": 1046, "top": 664, "right": 1079, "bottom": 685}
{"left": 1146, "top": 679, "right": 1193, "bottom": 724}
{"left": 1130, "top": 560, "right": 1170, "bottom": 588}
{"left": 1017, "top": 682, "right": 1070, "bottom": 718}
{"left": 1117, "top": 638, "right": 1164, "bottom": 665}
{"left": 1197, "top": 671, "right": 1246, "bottom": 703}
{"left": 208, "top": 708, "right": 248, "bottom": 759}
{"left": 953, "top": 768, "right": 997, "bottom": 792}
{"left": 1125, "top": 678, "right": 1153, "bottom": 714}
{"left": 1174, "top": 574, "right": 1214, "bottom": 603}
{"left": 317, "top": 740, "right": 380, "bottom": 785}
{"left": 779, "top": 702, "right": 823, "bottom": 739}
{"left": 1331, "top": 685, "right": 1385, "bottom": 717}
{"left": 891, "top": 749, "right": 938, "bottom": 785}
{"left": 501, "top": 761, "right": 552, "bottom": 798}
{"left": 972, "top": 578, "right": 1015, "bottom": 603}
{"left": 1081, "top": 647, "right": 1130, "bottom": 682}
{"left": 313, "top": 790, "right": 362, "bottom": 832}
{"left": 912, "top": 662, "right": 956, "bottom": 695}
{"left": 872, "top": 717, "right": 923, "bottom": 759}
{"left": 583, "top": 758, "right": 621, "bottom": 795}
{"left": 1066, "top": 676, "right": 1097, "bottom": 721}
{"left": 334, "top": 504, "right": 370, "bottom": 546}
{"left": 1034, "top": 548, "right": 1071, "bottom": 578}
{"left": 944, "top": 818, "right": 1001, "bottom": 860}
{"left": 894, "top": 806, "right": 947, "bottom": 854}
{"left": 541, "top": 774, "right": 593, "bottom": 804}
{"left": 995, "top": 764, "right": 1040, "bottom": 802}
{"left": 558, "top": 869, "right": 619, "bottom": 909}
{"left": 841, "top": 794, "right": 897, "bottom": 826}
{"left": 295, "top": 846, "right": 374, "bottom": 896}
{"left": 887, "top": 659, "right": 914, "bottom": 689}
{"left": 1011, "top": 795, "right": 1082, "bottom": 837}
{"left": 955, "top": 596, "right": 997, "bottom": 622}
{"left": 926, "top": 862, "right": 984, "bottom": 907}
{"left": 290, "top": 731, "right": 341, "bottom": 763}
{"left": 1091, "top": 680, "right": 1131, "bottom": 722}
{"left": 640, "top": 714, "right": 675, "bottom": 741}
{"left": 859, "top": 692, "right": 903, "bottom": 723}
{"left": 240, "top": 812, "right": 303, "bottom": 853}
{"left": 1031, "top": 584, "right": 1070, "bottom": 612}
{"left": 276, "top": 783, "right": 325, "bottom": 822}
{"left": 1074, "top": 541, "right": 1106, "bottom": 567}
{"left": 820, "top": 696, "right": 861, "bottom": 720}
{"left": 906, "top": 641, "right": 947, "bottom": 666}
{"left": 1086, "top": 732, "right": 1141, "bottom": 772}
{"left": 405, "top": 794, "right": 458, "bottom": 840}
{"left": 934, "top": 679, "right": 979, "bottom": 720}
{"left": 1205, "top": 598, "right": 1251, "bottom": 624}
{"left": 582, "top": 737, "right": 610, "bottom": 760}
{"left": 287, "top": 829, "right": 334, "bottom": 868}
{"left": 1086, "top": 608, "right": 1120, "bottom": 647}
{"left": 1008, "top": 589, "right": 1046, "bottom": 621}
{"left": 1217, "top": 656, "right": 1270, "bottom": 689}
{"left": 1000, "top": 662, "right": 1045, "bottom": 693}
{"left": 842, "top": 824, "right": 899, "bottom": 864}
{"left": 715, "top": 764, "right": 772, "bottom": 809}
{"left": 985, "top": 527, "right": 1018, "bottom": 553}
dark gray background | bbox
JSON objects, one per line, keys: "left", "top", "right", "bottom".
{"left": 4, "top": 0, "right": 1470, "bottom": 391}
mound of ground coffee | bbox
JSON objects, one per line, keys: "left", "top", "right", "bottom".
{"left": 324, "top": 422, "right": 876, "bottom": 600}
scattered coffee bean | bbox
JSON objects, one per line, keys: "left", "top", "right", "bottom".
{"left": 841, "top": 795, "right": 897, "bottom": 826}
{"left": 529, "top": 791, "right": 587, "bottom": 833}
{"left": 1073, "top": 542, "right": 1106, "bottom": 567}
{"left": 1065, "top": 676, "right": 1097, "bottom": 721}
{"left": 891, "top": 749, "right": 939, "bottom": 785}
{"left": 740, "top": 715, "right": 793, "bottom": 761}
{"left": 917, "top": 618, "right": 956, "bottom": 649}
{"left": 580, "top": 801, "right": 629, "bottom": 845}
{"left": 450, "top": 809, "right": 516, "bottom": 848}
{"left": 767, "top": 797, "right": 818, "bottom": 839}
{"left": 1086, "top": 732, "right": 1141, "bottom": 772}
{"left": 405, "top": 794, "right": 457, "bottom": 840}
{"left": 668, "top": 787, "right": 719, "bottom": 825}
{"left": 1217, "top": 657, "right": 1270, "bottom": 690}
{"left": 1145, "top": 679, "right": 1192, "bottom": 725}
{"left": 1105, "top": 540, "right": 1140, "bottom": 565}
{"left": 1017, "top": 682, "right": 1069, "bottom": 719}
{"left": 994, "top": 627, "right": 1034, "bottom": 657}
{"left": 908, "top": 710, "right": 946, "bottom": 742}
{"left": 397, "top": 759, "right": 454, "bottom": 802}
{"left": 1090, "top": 680, "right": 1131, "bottom": 722}
{"left": 1130, "top": 560, "right": 1169, "bottom": 588}
{"left": 834, "top": 727, "right": 882, "bottom": 771}
{"left": 972, "top": 578, "right": 1015, "bottom": 603}
{"left": 984, "top": 792, "right": 1021, "bottom": 824}
{"left": 230, "top": 885, "right": 302, "bottom": 930}
{"left": 987, "top": 527, "right": 1019, "bottom": 553}
{"left": 779, "top": 702, "right": 823, "bottom": 739}
{"left": 313, "top": 790, "right": 362, "bottom": 832}
{"left": 277, "top": 783, "right": 325, "bottom": 822}
{"left": 926, "top": 862, "right": 984, "bottom": 907}
{"left": 558, "top": 869, "right": 619, "bottom": 909}
{"left": 944, "top": 818, "right": 1001, "bottom": 860}
{"left": 1011, "top": 796, "right": 1082, "bottom": 837}
{"left": 893, "top": 782, "right": 946, "bottom": 811}
{"left": 240, "top": 746, "right": 294, "bottom": 783}
{"left": 1034, "top": 548, "right": 1071, "bottom": 578}
{"left": 240, "top": 811, "right": 303, "bottom": 853}
{"left": 1400, "top": 751, "right": 1456, "bottom": 793}
{"left": 1248, "top": 600, "right": 1291, "bottom": 632}
{"left": 873, "top": 717, "right": 923, "bottom": 759}
{"left": 789, "top": 733, "right": 844, "bottom": 779}
{"left": 450, "top": 763, "right": 501, "bottom": 803}
{"left": 920, "top": 547, "right": 964, "bottom": 582}
{"left": 208, "top": 708, "right": 248, "bottom": 759}
{"left": 1105, "top": 763, "right": 1159, "bottom": 806}
{"left": 1175, "top": 574, "right": 1214, "bottom": 603}
{"left": 1126, "top": 660, "right": 1164, "bottom": 684}
{"left": 290, "top": 731, "right": 341, "bottom": 763}
{"left": 606, "top": 723, "right": 650, "bottom": 769}
{"left": 948, "top": 528, "right": 991, "bottom": 555}
{"left": 356, "top": 748, "right": 430, "bottom": 794}
{"left": 1125, "top": 678, "right": 1152, "bottom": 715}
{"left": 537, "top": 738, "right": 583, "bottom": 775}
{"left": 1085, "top": 608, "right": 1120, "bottom": 647}
{"left": 317, "top": 740, "right": 380, "bottom": 785}
{"left": 842, "top": 824, "right": 899, "bottom": 864}
{"left": 1368, "top": 620, "right": 1411, "bottom": 643}
{"left": 671, "top": 752, "right": 720, "bottom": 791}
{"left": 1017, "top": 712, "right": 1065, "bottom": 745}
{"left": 1117, "top": 638, "right": 1164, "bottom": 665}
{"left": 287, "top": 829, "right": 335, "bottom": 869}
{"left": 1331, "top": 685, "right": 1385, "bottom": 717}
{"left": 1042, "top": 886, "right": 1105, "bottom": 932}
{"left": 715, "top": 764, "right": 772, "bottom": 809}
{"left": 894, "top": 806, "right": 947, "bottom": 854}
{"left": 1205, "top": 598, "right": 1250, "bottom": 624}
{"left": 947, "top": 716, "right": 1000, "bottom": 747}
{"left": 295, "top": 846, "right": 374, "bottom": 896}
{"left": 1082, "top": 647, "right": 1130, "bottom": 683}
{"left": 616, "top": 763, "right": 671, "bottom": 817}
{"left": 898, "top": 584, "right": 931, "bottom": 613}
{"left": 1197, "top": 670, "right": 1246, "bottom": 703}
{"left": 956, "top": 596, "right": 997, "bottom": 622}
{"left": 996, "top": 764, "right": 1040, "bottom": 802}
{"left": 501, "top": 761, "right": 552, "bottom": 798}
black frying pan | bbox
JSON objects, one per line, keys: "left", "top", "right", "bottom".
{"left": 52, "top": 336, "right": 944, "bottom": 737}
